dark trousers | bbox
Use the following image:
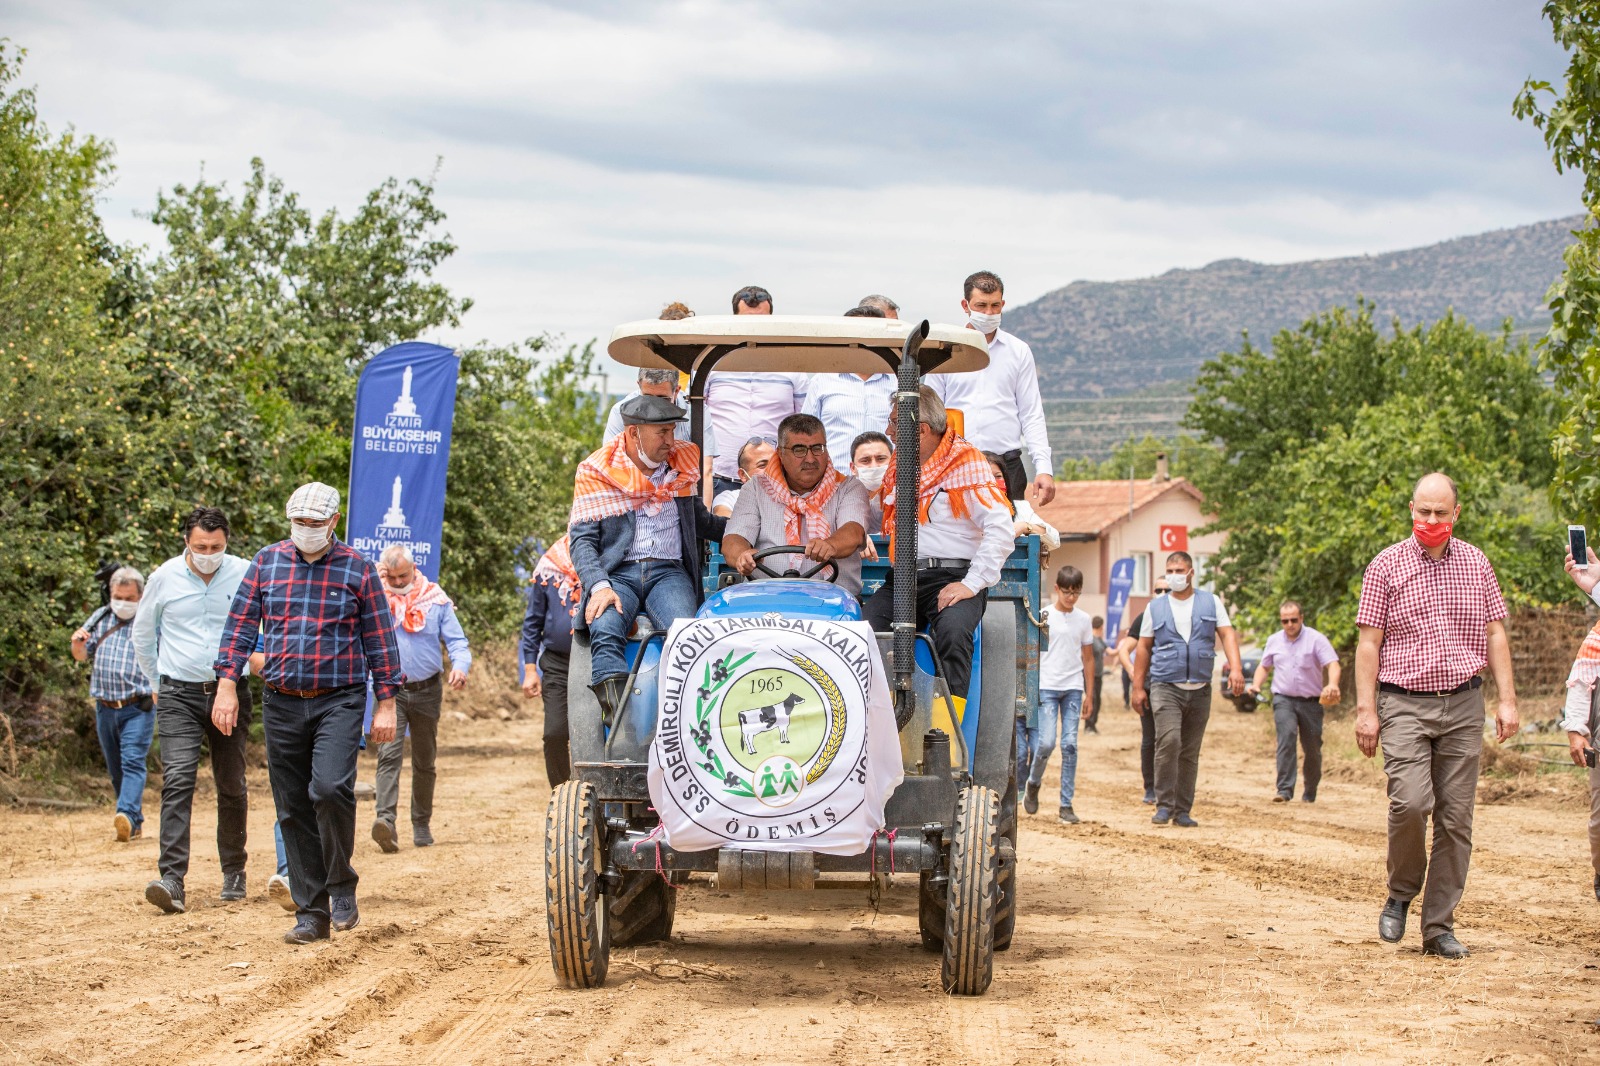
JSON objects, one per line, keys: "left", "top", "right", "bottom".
{"left": 263, "top": 684, "right": 364, "bottom": 923}
{"left": 712, "top": 474, "right": 743, "bottom": 497}
{"left": 1139, "top": 706, "right": 1155, "bottom": 792}
{"left": 1151, "top": 684, "right": 1212, "bottom": 816}
{"left": 1088, "top": 673, "right": 1103, "bottom": 729}
{"left": 156, "top": 680, "right": 251, "bottom": 883}
{"left": 861, "top": 568, "right": 988, "bottom": 699}
{"left": 541, "top": 649, "right": 572, "bottom": 787}
{"left": 1273, "top": 695, "right": 1324, "bottom": 800}
{"left": 1122, "top": 667, "right": 1132, "bottom": 708}
{"left": 375, "top": 675, "right": 441, "bottom": 828}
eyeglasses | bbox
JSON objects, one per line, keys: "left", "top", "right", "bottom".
{"left": 735, "top": 287, "right": 772, "bottom": 307}
{"left": 1280, "top": 617, "right": 1302, "bottom": 625}
{"left": 785, "top": 443, "right": 828, "bottom": 459}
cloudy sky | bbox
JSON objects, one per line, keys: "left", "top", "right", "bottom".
{"left": 4, "top": 0, "right": 1582, "bottom": 363}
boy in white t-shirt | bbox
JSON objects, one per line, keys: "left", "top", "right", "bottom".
{"left": 1026, "top": 566, "right": 1096, "bottom": 823}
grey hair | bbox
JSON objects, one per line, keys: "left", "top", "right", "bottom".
{"left": 917, "top": 385, "right": 947, "bottom": 435}
{"left": 110, "top": 566, "right": 144, "bottom": 592}
{"left": 380, "top": 543, "right": 415, "bottom": 566}
{"left": 859, "top": 294, "right": 898, "bottom": 314}
{"left": 637, "top": 368, "right": 678, "bottom": 387}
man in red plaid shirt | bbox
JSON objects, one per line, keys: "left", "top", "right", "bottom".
{"left": 213, "top": 482, "right": 405, "bottom": 945}
{"left": 1355, "top": 472, "right": 1518, "bottom": 960}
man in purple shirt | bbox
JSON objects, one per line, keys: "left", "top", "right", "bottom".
{"left": 1247, "top": 600, "right": 1340, "bottom": 804}
{"left": 213, "top": 482, "right": 405, "bottom": 945}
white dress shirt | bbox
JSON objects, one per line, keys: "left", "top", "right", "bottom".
{"left": 802, "top": 373, "right": 896, "bottom": 473}
{"left": 705, "top": 372, "right": 809, "bottom": 479}
{"left": 931, "top": 329, "right": 1052, "bottom": 474}
{"left": 917, "top": 489, "right": 1016, "bottom": 595}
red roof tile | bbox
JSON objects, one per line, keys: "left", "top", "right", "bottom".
{"left": 1034, "top": 478, "right": 1207, "bottom": 537}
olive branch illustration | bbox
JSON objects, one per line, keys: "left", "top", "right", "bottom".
{"left": 691, "top": 650, "right": 755, "bottom": 798}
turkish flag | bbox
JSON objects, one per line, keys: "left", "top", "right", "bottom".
{"left": 1160, "top": 525, "right": 1188, "bottom": 552}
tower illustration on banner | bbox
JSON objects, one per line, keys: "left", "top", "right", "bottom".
{"left": 390, "top": 365, "right": 419, "bottom": 419}
{"left": 376, "top": 476, "right": 411, "bottom": 540}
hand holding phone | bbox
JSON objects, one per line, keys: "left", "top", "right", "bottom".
{"left": 1570, "top": 525, "right": 1588, "bottom": 569}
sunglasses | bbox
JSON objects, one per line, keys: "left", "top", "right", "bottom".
{"left": 736, "top": 288, "right": 772, "bottom": 307}
{"left": 744, "top": 435, "right": 777, "bottom": 448}
{"left": 1280, "top": 617, "right": 1302, "bottom": 625}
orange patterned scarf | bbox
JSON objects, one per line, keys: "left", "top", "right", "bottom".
{"left": 532, "top": 534, "right": 582, "bottom": 616}
{"left": 756, "top": 461, "right": 845, "bottom": 565}
{"left": 880, "top": 429, "right": 1008, "bottom": 557}
{"left": 384, "top": 576, "right": 453, "bottom": 634}
{"left": 569, "top": 428, "right": 700, "bottom": 526}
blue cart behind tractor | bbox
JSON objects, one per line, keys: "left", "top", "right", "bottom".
{"left": 544, "top": 316, "right": 1044, "bottom": 995}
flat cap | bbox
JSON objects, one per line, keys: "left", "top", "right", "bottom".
{"left": 286, "top": 482, "right": 341, "bottom": 520}
{"left": 620, "top": 393, "right": 687, "bottom": 426}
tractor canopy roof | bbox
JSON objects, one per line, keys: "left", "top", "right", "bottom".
{"left": 606, "top": 315, "right": 989, "bottom": 377}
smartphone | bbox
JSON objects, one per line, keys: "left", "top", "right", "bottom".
{"left": 1571, "top": 525, "right": 1589, "bottom": 569}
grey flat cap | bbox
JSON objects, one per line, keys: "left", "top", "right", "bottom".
{"left": 620, "top": 393, "right": 688, "bottom": 426}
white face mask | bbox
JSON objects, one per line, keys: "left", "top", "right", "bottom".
{"left": 110, "top": 599, "right": 139, "bottom": 620}
{"left": 855, "top": 466, "right": 888, "bottom": 491}
{"left": 1166, "top": 572, "right": 1190, "bottom": 593}
{"left": 188, "top": 548, "right": 226, "bottom": 575}
{"left": 290, "top": 522, "right": 332, "bottom": 555}
{"left": 967, "top": 309, "right": 1002, "bottom": 334}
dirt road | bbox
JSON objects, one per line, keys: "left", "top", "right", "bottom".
{"left": 4, "top": 697, "right": 1598, "bottom": 1065}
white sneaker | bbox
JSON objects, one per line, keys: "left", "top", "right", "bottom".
{"left": 267, "top": 873, "right": 296, "bottom": 913}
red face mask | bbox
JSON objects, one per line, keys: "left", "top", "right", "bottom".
{"left": 1412, "top": 519, "right": 1452, "bottom": 548}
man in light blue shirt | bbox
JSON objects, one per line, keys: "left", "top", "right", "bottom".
{"left": 132, "top": 506, "right": 255, "bottom": 915}
{"left": 371, "top": 543, "right": 471, "bottom": 852}
{"left": 803, "top": 305, "right": 896, "bottom": 472}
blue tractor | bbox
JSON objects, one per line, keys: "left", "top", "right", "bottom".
{"left": 544, "top": 316, "right": 1044, "bottom": 995}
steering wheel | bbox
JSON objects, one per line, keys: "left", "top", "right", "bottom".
{"left": 750, "top": 545, "right": 840, "bottom": 583}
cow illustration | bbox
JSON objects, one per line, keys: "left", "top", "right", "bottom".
{"left": 737, "top": 693, "right": 806, "bottom": 755}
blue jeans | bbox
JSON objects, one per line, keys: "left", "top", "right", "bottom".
{"left": 1028, "top": 689, "right": 1083, "bottom": 809}
{"left": 95, "top": 699, "right": 154, "bottom": 829}
{"left": 587, "top": 560, "right": 697, "bottom": 684}
{"left": 1014, "top": 719, "right": 1034, "bottom": 796}
{"left": 274, "top": 821, "right": 288, "bottom": 877}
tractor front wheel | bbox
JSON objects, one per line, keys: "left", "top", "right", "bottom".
{"left": 941, "top": 785, "right": 999, "bottom": 995}
{"left": 545, "top": 781, "right": 610, "bottom": 988}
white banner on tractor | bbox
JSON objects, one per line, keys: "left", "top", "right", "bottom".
{"left": 648, "top": 614, "right": 902, "bottom": 856}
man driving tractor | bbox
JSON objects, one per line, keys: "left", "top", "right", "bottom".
{"left": 569, "top": 394, "right": 726, "bottom": 720}
{"left": 720, "top": 413, "right": 871, "bottom": 596}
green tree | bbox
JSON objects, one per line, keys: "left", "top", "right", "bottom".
{"left": 1516, "top": 1, "right": 1600, "bottom": 513}
{"left": 1184, "top": 304, "right": 1558, "bottom": 643}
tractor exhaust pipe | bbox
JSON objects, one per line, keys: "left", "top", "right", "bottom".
{"left": 892, "top": 320, "right": 928, "bottom": 728}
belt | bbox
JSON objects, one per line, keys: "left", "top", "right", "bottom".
{"left": 161, "top": 675, "right": 216, "bottom": 695}
{"left": 916, "top": 557, "right": 971, "bottom": 571}
{"left": 99, "top": 695, "right": 152, "bottom": 709}
{"left": 999, "top": 449, "right": 1023, "bottom": 461}
{"left": 265, "top": 682, "right": 343, "bottom": 700}
{"left": 1379, "top": 676, "right": 1483, "bottom": 699}
{"left": 402, "top": 674, "right": 441, "bottom": 692}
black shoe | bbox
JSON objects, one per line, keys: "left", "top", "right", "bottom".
{"left": 413, "top": 824, "right": 434, "bottom": 848}
{"left": 145, "top": 877, "right": 185, "bottom": 914}
{"left": 1378, "top": 898, "right": 1409, "bottom": 943}
{"left": 1422, "top": 932, "right": 1469, "bottom": 959}
{"left": 1023, "top": 782, "right": 1039, "bottom": 815}
{"left": 590, "top": 674, "right": 629, "bottom": 722}
{"left": 1174, "top": 813, "right": 1199, "bottom": 828}
{"left": 331, "top": 895, "right": 360, "bottom": 932}
{"left": 372, "top": 819, "right": 398, "bottom": 854}
{"left": 1058, "top": 806, "right": 1080, "bottom": 824}
{"left": 1086, "top": 725, "right": 1098, "bottom": 734}
{"left": 220, "top": 871, "right": 246, "bottom": 901}
{"left": 284, "top": 917, "right": 330, "bottom": 945}
{"left": 1151, "top": 806, "right": 1172, "bottom": 825}
{"left": 1302, "top": 795, "right": 1316, "bottom": 804}
{"left": 1142, "top": 789, "right": 1156, "bottom": 805}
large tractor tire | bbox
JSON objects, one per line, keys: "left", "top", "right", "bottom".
{"left": 609, "top": 871, "right": 676, "bottom": 946}
{"left": 941, "top": 785, "right": 999, "bottom": 996}
{"left": 545, "top": 781, "right": 610, "bottom": 988}
{"left": 994, "top": 723, "right": 1017, "bottom": 952}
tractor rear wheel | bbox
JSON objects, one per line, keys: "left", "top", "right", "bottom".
{"left": 994, "top": 724, "right": 1018, "bottom": 952}
{"left": 609, "top": 871, "right": 676, "bottom": 946}
{"left": 918, "top": 870, "right": 945, "bottom": 952}
{"left": 941, "top": 785, "right": 998, "bottom": 995}
{"left": 545, "top": 781, "right": 610, "bottom": 988}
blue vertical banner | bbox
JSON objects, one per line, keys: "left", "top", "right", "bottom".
{"left": 346, "top": 342, "right": 461, "bottom": 581}
{"left": 1105, "top": 557, "right": 1135, "bottom": 642}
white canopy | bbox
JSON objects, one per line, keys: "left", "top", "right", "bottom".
{"left": 606, "top": 315, "right": 990, "bottom": 376}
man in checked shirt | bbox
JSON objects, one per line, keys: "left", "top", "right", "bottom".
{"left": 212, "top": 482, "right": 406, "bottom": 945}
{"left": 1355, "top": 472, "right": 1518, "bottom": 960}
